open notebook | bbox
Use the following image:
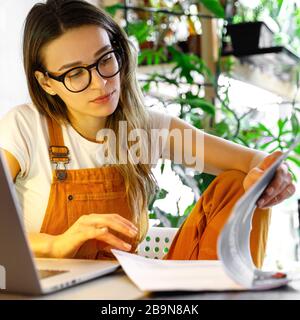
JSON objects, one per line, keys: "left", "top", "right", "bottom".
{"left": 112, "top": 135, "right": 300, "bottom": 292}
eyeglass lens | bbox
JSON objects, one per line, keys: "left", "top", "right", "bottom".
{"left": 64, "top": 51, "right": 121, "bottom": 92}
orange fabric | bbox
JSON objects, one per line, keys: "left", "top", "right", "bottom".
{"left": 164, "top": 170, "right": 271, "bottom": 268}
{"left": 46, "top": 117, "right": 64, "bottom": 147}
{"left": 40, "top": 118, "right": 139, "bottom": 260}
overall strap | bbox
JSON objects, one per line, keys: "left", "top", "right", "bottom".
{"left": 46, "top": 117, "right": 70, "bottom": 181}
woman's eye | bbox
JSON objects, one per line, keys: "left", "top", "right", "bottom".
{"left": 68, "top": 69, "right": 84, "bottom": 78}
{"left": 100, "top": 56, "right": 112, "bottom": 65}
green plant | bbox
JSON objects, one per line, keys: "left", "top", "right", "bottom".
{"left": 235, "top": 113, "right": 300, "bottom": 181}
{"left": 139, "top": 45, "right": 218, "bottom": 227}
{"left": 216, "top": 55, "right": 300, "bottom": 180}
{"left": 232, "top": 2, "right": 265, "bottom": 23}
{"left": 231, "top": 0, "right": 300, "bottom": 55}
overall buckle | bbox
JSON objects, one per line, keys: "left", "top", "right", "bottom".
{"left": 49, "top": 146, "right": 70, "bottom": 181}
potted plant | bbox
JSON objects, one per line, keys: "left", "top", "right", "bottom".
{"left": 223, "top": 1, "right": 276, "bottom": 55}
{"left": 225, "top": 21, "right": 275, "bottom": 55}
{"left": 223, "top": 0, "right": 300, "bottom": 56}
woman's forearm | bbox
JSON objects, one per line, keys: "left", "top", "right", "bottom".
{"left": 202, "top": 148, "right": 268, "bottom": 176}
{"left": 28, "top": 232, "right": 56, "bottom": 258}
{"left": 167, "top": 116, "right": 269, "bottom": 175}
{"left": 203, "top": 132, "right": 270, "bottom": 175}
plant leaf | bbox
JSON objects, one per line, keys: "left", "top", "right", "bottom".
{"left": 258, "top": 123, "right": 274, "bottom": 137}
{"left": 277, "top": 118, "right": 288, "bottom": 136}
{"left": 214, "top": 121, "right": 230, "bottom": 137}
{"left": 294, "top": 144, "right": 300, "bottom": 155}
{"left": 127, "top": 21, "right": 152, "bottom": 44}
{"left": 199, "top": 0, "right": 225, "bottom": 18}
{"left": 104, "top": 3, "right": 123, "bottom": 17}
{"left": 291, "top": 113, "right": 299, "bottom": 136}
{"left": 287, "top": 156, "right": 300, "bottom": 167}
{"left": 176, "top": 97, "right": 215, "bottom": 115}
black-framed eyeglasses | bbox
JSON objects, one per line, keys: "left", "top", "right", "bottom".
{"left": 44, "top": 49, "right": 122, "bottom": 93}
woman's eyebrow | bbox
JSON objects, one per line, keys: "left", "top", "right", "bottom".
{"left": 58, "top": 44, "right": 112, "bottom": 71}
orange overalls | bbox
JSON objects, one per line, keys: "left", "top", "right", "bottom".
{"left": 40, "top": 117, "right": 140, "bottom": 260}
{"left": 41, "top": 117, "right": 271, "bottom": 267}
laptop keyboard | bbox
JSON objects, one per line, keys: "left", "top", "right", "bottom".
{"left": 38, "top": 269, "right": 69, "bottom": 279}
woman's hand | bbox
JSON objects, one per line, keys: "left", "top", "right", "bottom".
{"left": 50, "top": 213, "right": 138, "bottom": 258}
{"left": 243, "top": 151, "right": 296, "bottom": 209}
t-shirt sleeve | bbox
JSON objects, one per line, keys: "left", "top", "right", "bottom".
{"left": 0, "top": 105, "right": 35, "bottom": 178}
{"left": 147, "top": 108, "right": 172, "bottom": 167}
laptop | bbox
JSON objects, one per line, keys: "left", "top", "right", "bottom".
{"left": 0, "top": 151, "right": 120, "bottom": 296}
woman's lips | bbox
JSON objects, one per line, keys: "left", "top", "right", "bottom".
{"left": 91, "top": 90, "right": 115, "bottom": 103}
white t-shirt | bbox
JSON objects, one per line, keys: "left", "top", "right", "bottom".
{"left": 0, "top": 103, "right": 172, "bottom": 233}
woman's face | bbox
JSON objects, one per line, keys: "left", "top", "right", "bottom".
{"left": 35, "top": 25, "right": 121, "bottom": 121}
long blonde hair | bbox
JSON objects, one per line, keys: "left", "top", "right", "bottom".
{"left": 23, "top": 0, "right": 158, "bottom": 240}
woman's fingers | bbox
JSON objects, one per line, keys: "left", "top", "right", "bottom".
{"left": 259, "top": 183, "right": 296, "bottom": 209}
{"left": 263, "top": 162, "right": 290, "bottom": 196}
{"left": 96, "top": 213, "right": 138, "bottom": 237}
{"left": 79, "top": 213, "right": 138, "bottom": 239}
{"left": 54, "top": 215, "right": 136, "bottom": 258}
{"left": 109, "top": 213, "right": 139, "bottom": 231}
{"left": 249, "top": 151, "right": 295, "bottom": 209}
{"left": 257, "top": 162, "right": 293, "bottom": 208}
{"left": 81, "top": 226, "right": 132, "bottom": 251}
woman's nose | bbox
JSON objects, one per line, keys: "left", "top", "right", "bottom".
{"left": 89, "top": 67, "right": 107, "bottom": 89}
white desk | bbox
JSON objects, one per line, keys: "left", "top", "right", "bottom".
{"left": 1, "top": 268, "right": 300, "bottom": 300}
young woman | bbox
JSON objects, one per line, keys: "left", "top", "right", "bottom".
{"left": 0, "top": 0, "right": 295, "bottom": 268}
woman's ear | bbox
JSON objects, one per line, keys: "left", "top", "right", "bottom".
{"left": 34, "top": 71, "right": 57, "bottom": 96}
